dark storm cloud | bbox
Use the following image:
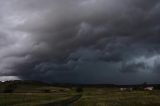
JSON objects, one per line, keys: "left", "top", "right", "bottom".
{"left": 0, "top": 0, "right": 160, "bottom": 84}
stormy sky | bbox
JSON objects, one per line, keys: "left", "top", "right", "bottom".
{"left": 0, "top": 0, "right": 160, "bottom": 84}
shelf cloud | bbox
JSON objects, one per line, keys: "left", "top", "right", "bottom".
{"left": 0, "top": 0, "right": 160, "bottom": 84}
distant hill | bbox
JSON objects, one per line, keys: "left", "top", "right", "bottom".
{"left": 0, "top": 80, "right": 50, "bottom": 86}
{"left": 0, "top": 80, "right": 51, "bottom": 93}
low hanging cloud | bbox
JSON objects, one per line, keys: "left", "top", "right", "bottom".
{"left": 0, "top": 0, "right": 160, "bottom": 84}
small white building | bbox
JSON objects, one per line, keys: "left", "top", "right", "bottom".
{"left": 120, "top": 88, "right": 133, "bottom": 91}
{"left": 144, "top": 86, "right": 154, "bottom": 91}
{"left": 120, "top": 88, "right": 126, "bottom": 91}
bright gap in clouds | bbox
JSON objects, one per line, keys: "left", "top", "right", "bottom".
{"left": 0, "top": 76, "right": 20, "bottom": 81}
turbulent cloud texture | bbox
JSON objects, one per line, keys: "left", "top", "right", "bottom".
{"left": 0, "top": 0, "right": 160, "bottom": 84}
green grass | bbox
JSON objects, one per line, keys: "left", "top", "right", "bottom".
{"left": 0, "top": 82, "right": 76, "bottom": 106}
{"left": 1, "top": 89, "right": 160, "bottom": 106}
{"left": 73, "top": 88, "right": 160, "bottom": 106}
{"left": 1, "top": 81, "right": 160, "bottom": 106}
{"left": 0, "top": 93, "right": 74, "bottom": 106}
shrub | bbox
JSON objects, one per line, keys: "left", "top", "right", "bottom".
{"left": 76, "top": 87, "right": 83, "bottom": 93}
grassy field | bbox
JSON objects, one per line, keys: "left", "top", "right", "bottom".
{"left": 0, "top": 93, "right": 74, "bottom": 106}
{"left": 1, "top": 81, "right": 160, "bottom": 106}
{"left": 0, "top": 81, "right": 77, "bottom": 106}
{"left": 73, "top": 88, "right": 160, "bottom": 106}
{"left": 2, "top": 88, "right": 160, "bottom": 106}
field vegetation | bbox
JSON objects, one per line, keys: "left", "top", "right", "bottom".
{"left": 1, "top": 81, "right": 160, "bottom": 106}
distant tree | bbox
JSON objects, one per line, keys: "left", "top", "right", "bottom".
{"left": 43, "top": 89, "right": 51, "bottom": 93}
{"left": 76, "top": 87, "right": 83, "bottom": 93}
{"left": 143, "top": 82, "right": 148, "bottom": 88}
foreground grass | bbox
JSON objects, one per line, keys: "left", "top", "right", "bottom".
{"left": 0, "top": 81, "right": 79, "bottom": 106}
{"left": 1, "top": 83, "right": 160, "bottom": 106}
{"left": 0, "top": 93, "right": 73, "bottom": 106}
{"left": 73, "top": 88, "right": 160, "bottom": 106}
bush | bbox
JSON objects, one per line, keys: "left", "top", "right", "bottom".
{"left": 76, "top": 87, "right": 83, "bottom": 93}
{"left": 43, "top": 89, "right": 51, "bottom": 93}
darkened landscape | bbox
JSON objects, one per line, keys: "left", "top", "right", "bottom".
{"left": 1, "top": 80, "right": 160, "bottom": 106}
{"left": 1, "top": 0, "right": 160, "bottom": 105}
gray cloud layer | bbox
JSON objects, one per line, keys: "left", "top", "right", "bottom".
{"left": 0, "top": 0, "right": 160, "bottom": 84}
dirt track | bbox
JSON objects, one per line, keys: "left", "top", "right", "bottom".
{"left": 41, "top": 94, "right": 82, "bottom": 106}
